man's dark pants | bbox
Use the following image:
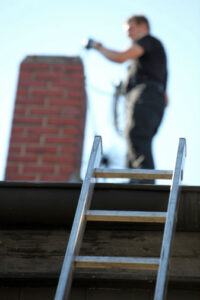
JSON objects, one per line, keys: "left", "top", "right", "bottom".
{"left": 125, "top": 83, "right": 165, "bottom": 183}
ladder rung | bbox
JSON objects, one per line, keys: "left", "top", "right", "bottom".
{"left": 93, "top": 168, "right": 173, "bottom": 180}
{"left": 75, "top": 256, "right": 160, "bottom": 270}
{"left": 85, "top": 210, "right": 167, "bottom": 223}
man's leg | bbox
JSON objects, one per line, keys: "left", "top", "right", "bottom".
{"left": 126, "top": 135, "right": 155, "bottom": 184}
{"left": 126, "top": 92, "right": 164, "bottom": 183}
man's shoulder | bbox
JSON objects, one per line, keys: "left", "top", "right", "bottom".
{"left": 138, "top": 34, "right": 161, "bottom": 44}
{"left": 137, "top": 34, "right": 164, "bottom": 51}
{"left": 136, "top": 35, "right": 154, "bottom": 51}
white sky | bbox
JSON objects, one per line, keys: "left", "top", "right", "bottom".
{"left": 0, "top": 0, "right": 200, "bottom": 185}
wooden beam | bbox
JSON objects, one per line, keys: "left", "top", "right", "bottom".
{"left": 85, "top": 210, "right": 167, "bottom": 223}
{"left": 94, "top": 169, "right": 173, "bottom": 179}
{"left": 75, "top": 256, "right": 160, "bottom": 270}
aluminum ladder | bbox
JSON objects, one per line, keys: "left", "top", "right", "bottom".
{"left": 54, "top": 136, "right": 186, "bottom": 300}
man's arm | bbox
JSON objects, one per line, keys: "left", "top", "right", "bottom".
{"left": 93, "top": 42, "right": 145, "bottom": 63}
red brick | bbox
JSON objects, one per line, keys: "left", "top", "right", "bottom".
{"left": 10, "top": 136, "right": 40, "bottom": 143}
{"left": 40, "top": 175, "right": 69, "bottom": 181}
{"left": 21, "top": 63, "right": 50, "bottom": 71}
{"left": 13, "top": 117, "right": 42, "bottom": 125}
{"left": 45, "top": 137, "right": 77, "bottom": 144}
{"left": 67, "top": 91, "right": 84, "bottom": 98}
{"left": 42, "top": 156, "right": 75, "bottom": 163}
{"left": 6, "top": 165, "right": 19, "bottom": 172}
{"left": 8, "top": 155, "right": 37, "bottom": 162}
{"left": 19, "top": 72, "right": 33, "bottom": 79}
{"left": 19, "top": 79, "right": 47, "bottom": 87}
{"left": 65, "top": 64, "right": 83, "bottom": 70}
{"left": 27, "top": 127, "right": 59, "bottom": 134}
{"left": 52, "top": 81, "right": 84, "bottom": 88}
{"left": 16, "top": 97, "right": 45, "bottom": 105}
{"left": 9, "top": 146, "right": 21, "bottom": 153}
{"left": 6, "top": 174, "right": 36, "bottom": 181}
{"left": 47, "top": 118, "right": 79, "bottom": 126}
{"left": 53, "top": 64, "right": 83, "bottom": 71}
{"left": 26, "top": 146, "right": 57, "bottom": 154}
{"left": 30, "top": 108, "right": 61, "bottom": 115}
{"left": 17, "top": 89, "right": 29, "bottom": 97}
{"left": 14, "top": 107, "right": 27, "bottom": 115}
{"left": 32, "top": 89, "right": 64, "bottom": 97}
{"left": 23, "top": 166, "right": 54, "bottom": 173}
{"left": 65, "top": 108, "right": 81, "bottom": 116}
{"left": 59, "top": 166, "right": 74, "bottom": 173}
{"left": 69, "top": 73, "right": 85, "bottom": 79}
{"left": 35, "top": 72, "right": 66, "bottom": 80}
{"left": 49, "top": 99, "right": 81, "bottom": 107}
{"left": 63, "top": 127, "right": 79, "bottom": 135}
{"left": 61, "top": 146, "right": 77, "bottom": 154}
{"left": 12, "top": 128, "right": 25, "bottom": 134}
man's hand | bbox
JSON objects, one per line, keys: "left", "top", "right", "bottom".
{"left": 92, "top": 41, "right": 103, "bottom": 50}
{"left": 164, "top": 92, "right": 169, "bottom": 107}
{"left": 83, "top": 38, "right": 102, "bottom": 50}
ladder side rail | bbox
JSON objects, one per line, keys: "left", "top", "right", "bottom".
{"left": 54, "top": 136, "right": 102, "bottom": 300}
{"left": 154, "top": 138, "right": 186, "bottom": 300}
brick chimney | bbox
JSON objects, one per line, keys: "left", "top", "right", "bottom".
{"left": 5, "top": 56, "right": 86, "bottom": 181}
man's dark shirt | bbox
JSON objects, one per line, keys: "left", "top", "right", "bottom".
{"left": 125, "top": 34, "right": 167, "bottom": 93}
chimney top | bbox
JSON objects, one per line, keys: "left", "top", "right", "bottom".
{"left": 23, "top": 55, "right": 82, "bottom": 63}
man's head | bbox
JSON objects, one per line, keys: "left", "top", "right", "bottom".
{"left": 124, "top": 15, "right": 150, "bottom": 41}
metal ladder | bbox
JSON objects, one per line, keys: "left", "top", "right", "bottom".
{"left": 54, "top": 136, "right": 186, "bottom": 300}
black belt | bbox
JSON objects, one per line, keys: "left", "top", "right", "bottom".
{"left": 143, "top": 81, "right": 165, "bottom": 91}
